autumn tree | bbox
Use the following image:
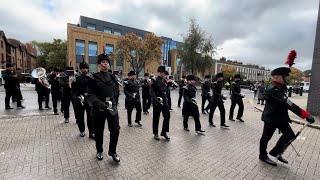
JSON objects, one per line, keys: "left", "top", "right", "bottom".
{"left": 33, "top": 39, "right": 67, "bottom": 71}
{"left": 178, "top": 19, "right": 215, "bottom": 75}
{"left": 115, "top": 33, "right": 163, "bottom": 77}
{"left": 221, "top": 65, "right": 237, "bottom": 80}
{"left": 287, "top": 67, "right": 303, "bottom": 85}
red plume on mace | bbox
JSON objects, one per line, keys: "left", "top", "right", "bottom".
{"left": 285, "top": 50, "right": 297, "bottom": 67}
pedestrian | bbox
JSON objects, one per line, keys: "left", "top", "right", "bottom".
{"left": 253, "top": 82, "right": 259, "bottom": 99}
{"left": 141, "top": 73, "right": 151, "bottom": 114}
{"left": 60, "top": 67, "right": 74, "bottom": 123}
{"left": 259, "top": 67, "right": 315, "bottom": 166}
{"left": 229, "top": 74, "right": 245, "bottom": 122}
{"left": 177, "top": 75, "right": 186, "bottom": 108}
{"left": 150, "top": 65, "right": 171, "bottom": 140}
{"left": 47, "top": 67, "right": 61, "bottom": 115}
{"left": 71, "top": 62, "right": 95, "bottom": 139}
{"left": 208, "top": 73, "right": 229, "bottom": 128}
{"left": 34, "top": 70, "right": 50, "bottom": 110}
{"left": 124, "top": 70, "right": 142, "bottom": 127}
{"left": 2, "top": 64, "right": 25, "bottom": 109}
{"left": 201, "top": 75, "right": 211, "bottom": 114}
{"left": 87, "top": 53, "right": 120, "bottom": 162}
{"left": 182, "top": 75, "right": 205, "bottom": 133}
{"left": 257, "top": 81, "right": 266, "bottom": 105}
{"left": 164, "top": 71, "right": 173, "bottom": 110}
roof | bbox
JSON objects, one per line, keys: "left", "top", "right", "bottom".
{"left": 7, "top": 38, "right": 21, "bottom": 48}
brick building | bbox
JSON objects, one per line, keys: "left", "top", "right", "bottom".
{"left": 67, "top": 16, "right": 182, "bottom": 77}
{"left": 0, "top": 30, "right": 37, "bottom": 72}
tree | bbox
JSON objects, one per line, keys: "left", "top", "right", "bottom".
{"left": 221, "top": 65, "right": 237, "bottom": 80}
{"left": 178, "top": 19, "right": 215, "bottom": 75}
{"left": 33, "top": 39, "right": 67, "bottom": 71}
{"left": 287, "top": 67, "right": 303, "bottom": 85}
{"left": 115, "top": 33, "right": 163, "bottom": 77}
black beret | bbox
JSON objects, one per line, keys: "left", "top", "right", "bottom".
{"left": 66, "top": 67, "right": 74, "bottom": 71}
{"left": 79, "top": 62, "right": 89, "bottom": 69}
{"left": 164, "top": 71, "right": 169, "bottom": 75}
{"left": 182, "top": 75, "right": 186, "bottom": 78}
{"left": 186, "top": 75, "right": 196, "bottom": 81}
{"left": 157, "top": 66, "right": 165, "bottom": 73}
{"left": 234, "top": 74, "right": 241, "bottom": 79}
{"left": 128, "top": 70, "right": 136, "bottom": 76}
{"left": 216, "top": 73, "right": 224, "bottom": 78}
{"left": 271, "top": 67, "right": 291, "bottom": 76}
{"left": 144, "top": 73, "right": 149, "bottom": 77}
{"left": 205, "top": 75, "right": 210, "bottom": 79}
{"left": 53, "top": 67, "right": 59, "bottom": 72}
{"left": 97, "top": 53, "right": 110, "bottom": 64}
{"left": 6, "top": 63, "right": 13, "bottom": 68}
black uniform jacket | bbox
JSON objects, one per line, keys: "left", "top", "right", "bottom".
{"left": 87, "top": 71, "right": 118, "bottom": 114}
{"left": 210, "top": 81, "right": 225, "bottom": 104}
{"left": 262, "top": 81, "right": 307, "bottom": 124}
{"left": 124, "top": 79, "right": 140, "bottom": 102}
{"left": 141, "top": 79, "right": 150, "bottom": 98}
{"left": 2, "top": 70, "right": 17, "bottom": 90}
{"left": 47, "top": 73, "right": 60, "bottom": 95}
{"left": 201, "top": 80, "right": 211, "bottom": 97}
{"left": 183, "top": 84, "right": 197, "bottom": 106}
{"left": 178, "top": 79, "right": 186, "bottom": 94}
{"left": 150, "top": 76, "right": 168, "bottom": 106}
{"left": 71, "top": 73, "right": 92, "bottom": 101}
{"left": 230, "top": 81, "right": 243, "bottom": 101}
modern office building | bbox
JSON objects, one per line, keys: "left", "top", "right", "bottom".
{"left": 67, "top": 16, "right": 182, "bottom": 77}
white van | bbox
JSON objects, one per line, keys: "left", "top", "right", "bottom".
{"left": 300, "top": 81, "right": 310, "bottom": 92}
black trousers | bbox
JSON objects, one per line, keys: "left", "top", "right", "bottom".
{"left": 37, "top": 90, "right": 49, "bottom": 109}
{"left": 201, "top": 95, "right": 211, "bottom": 112}
{"left": 168, "top": 96, "right": 172, "bottom": 109}
{"left": 52, "top": 93, "right": 59, "bottom": 113}
{"left": 209, "top": 102, "right": 226, "bottom": 125}
{"left": 63, "top": 97, "right": 73, "bottom": 119}
{"left": 183, "top": 103, "right": 201, "bottom": 131}
{"left": 259, "top": 122, "right": 295, "bottom": 159}
{"left": 153, "top": 104, "right": 170, "bottom": 135}
{"left": 126, "top": 100, "right": 142, "bottom": 124}
{"left": 92, "top": 108, "right": 120, "bottom": 154}
{"left": 229, "top": 99, "right": 244, "bottom": 119}
{"left": 5, "top": 88, "right": 22, "bottom": 107}
{"left": 74, "top": 100, "right": 93, "bottom": 134}
{"left": 142, "top": 96, "right": 151, "bottom": 112}
{"left": 115, "top": 96, "right": 119, "bottom": 106}
{"left": 178, "top": 93, "right": 183, "bottom": 107}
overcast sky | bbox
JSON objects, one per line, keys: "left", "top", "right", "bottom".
{"left": 0, "top": 0, "right": 318, "bottom": 71}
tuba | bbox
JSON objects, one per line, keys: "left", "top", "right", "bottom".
{"left": 32, "top": 67, "right": 51, "bottom": 89}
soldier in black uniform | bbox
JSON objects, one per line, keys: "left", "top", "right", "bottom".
{"left": 182, "top": 75, "right": 205, "bottom": 133}
{"left": 60, "top": 67, "right": 74, "bottom": 123}
{"left": 229, "top": 74, "right": 245, "bottom": 122}
{"left": 124, "top": 70, "right": 142, "bottom": 127}
{"left": 87, "top": 53, "right": 120, "bottom": 162}
{"left": 201, "top": 75, "right": 211, "bottom": 114}
{"left": 177, "top": 75, "right": 186, "bottom": 108}
{"left": 2, "top": 64, "right": 24, "bottom": 109}
{"left": 164, "top": 71, "right": 173, "bottom": 110}
{"left": 72, "top": 62, "right": 94, "bottom": 138}
{"left": 141, "top": 73, "right": 151, "bottom": 114}
{"left": 48, "top": 68, "right": 61, "bottom": 115}
{"left": 259, "top": 67, "right": 315, "bottom": 166}
{"left": 34, "top": 73, "right": 50, "bottom": 110}
{"left": 208, "top": 73, "right": 229, "bottom": 128}
{"left": 150, "top": 66, "right": 171, "bottom": 140}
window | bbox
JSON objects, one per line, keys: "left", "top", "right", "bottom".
{"left": 88, "top": 42, "right": 98, "bottom": 72}
{"left": 87, "top": 24, "right": 96, "bottom": 30}
{"left": 138, "top": 34, "right": 143, "bottom": 39}
{"left": 1, "top": 53, "right": 4, "bottom": 62}
{"left": 0, "top": 41, "right": 3, "bottom": 48}
{"left": 114, "top": 30, "right": 122, "bottom": 36}
{"left": 104, "top": 27, "right": 112, "bottom": 34}
{"left": 105, "top": 44, "right": 114, "bottom": 68}
{"left": 75, "top": 39, "right": 85, "bottom": 63}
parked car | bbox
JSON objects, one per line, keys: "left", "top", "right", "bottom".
{"left": 21, "top": 73, "right": 32, "bottom": 83}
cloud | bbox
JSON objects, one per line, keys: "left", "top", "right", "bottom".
{"left": 0, "top": 0, "right": 318, "bottom": 71}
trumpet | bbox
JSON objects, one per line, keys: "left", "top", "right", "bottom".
{"left": 191, "top": 98, "right": 198, "bottom": 105}
{"left": 78, "top": 95, "right": 85, "bottom": 106}
{"left": 31, "top": 67, "right": 51, "bottom": 89}
{"left": 157, "top": 97, "right": 163, "bottom": 105}
{"left": 115, "top": 75, "right": 123, "bottom": 87}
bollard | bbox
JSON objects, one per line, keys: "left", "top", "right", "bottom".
{"left": 300, "top": 87, "right": 303, "bottom": 96}
{"left": 288, "top": 87, "right": 292, "bottom": 97}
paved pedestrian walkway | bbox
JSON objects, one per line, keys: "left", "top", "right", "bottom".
{"left": 0, "top": 98, "right": 319, "bottom": 180}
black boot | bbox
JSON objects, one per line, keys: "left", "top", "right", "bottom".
{"left": 259, "top": 156, "right": 277, "bottom": 166}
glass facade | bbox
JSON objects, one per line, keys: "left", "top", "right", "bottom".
{"left": 105, "top": 44, "right": 114, "bottom": 69}
{"left": 162, "top": 39, "right": 177, "bottom": 66}
{"left": 114, "top": 30, "right": 122, "bottom": 36}
{"left": 88, "top": 42, "right": 98, "bottom": 72}
{"left": 75, "top": 40, "right": 85, "bottom": 63}
{"left": 87, "top": 24, "right": 96, "bottom": 30}
{"left": 104, "top": 27, "right": 112, "bottom": 34}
